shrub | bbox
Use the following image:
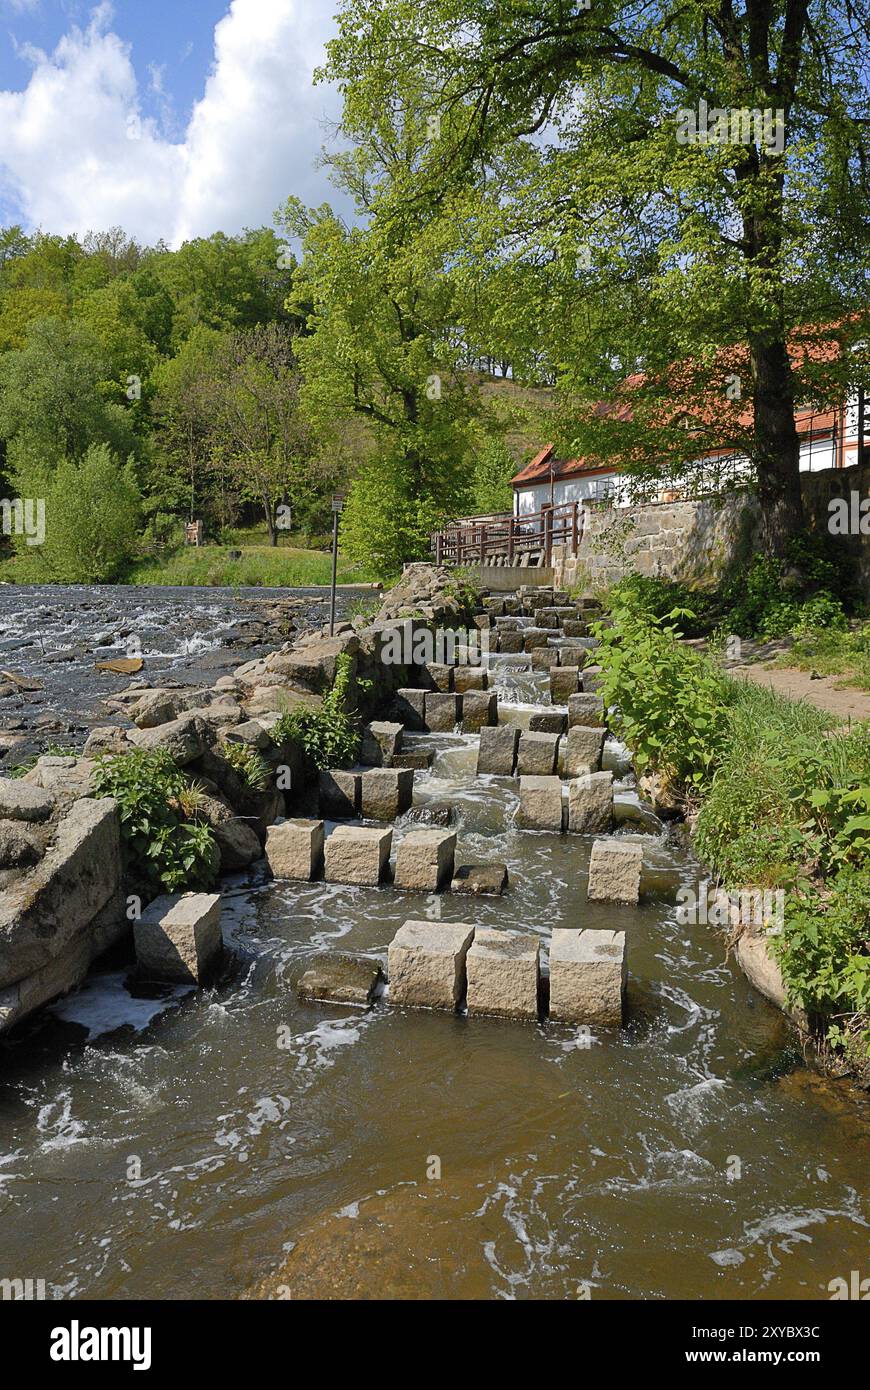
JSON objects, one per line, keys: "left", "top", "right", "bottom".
{"left": 272, "top": 652, "right": 361, "bottom": 770}
{"left": 219, "top": 740, "right": 270, "bottom": 790}
{"left": 593, "top": 603, "right": 730, "bottom": 789}
{"left": 91, "top": 748, "right": 216, "bottom": 893}
{"left": 26, "top": 444, "right": 141, "bottom": 582}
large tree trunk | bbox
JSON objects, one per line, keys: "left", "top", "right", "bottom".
{"left": 749, "top": 335, "right": 804, "bottom": 555}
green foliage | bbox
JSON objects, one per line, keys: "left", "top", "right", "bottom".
{"left": 18, "top": 444, "right": 141, "bottom": 582}
{"left": 770, "top": 622, "right": 870, "bottom": 692}
{"left": 219, "top": 740, "right": 270, "bottom": 791}
{"left": 593, "top": 602, "right": 731, "bottom": 788}
{"left": 91, "top": 748, "right": 217, "bottom": 894}
{"left": 340, "top": 457, "right": 452, "bottom": 579}
{"left": 470, "top": 438, "right": 516, "bottom": 514}
{"left": 272, "top": 652, "right": 361, "bottom": 770}
{"left": 778, "top": 872, "right": 870, "bottom": 1049}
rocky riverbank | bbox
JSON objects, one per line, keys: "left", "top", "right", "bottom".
{"left": 0, "top": 565, "right": 471, "bottom": 1033}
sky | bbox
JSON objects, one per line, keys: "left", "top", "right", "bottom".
{"left": 0, "top": 0, "right": 347, "bottom": 247}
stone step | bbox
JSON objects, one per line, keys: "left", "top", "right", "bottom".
{"left": 134, "top": 891, "right": 223, "bottom": 985}
{"left": 587, "top": 838, "right": 643, "bottom": 904}
{"left": 548, "top": 928, "right": 627, "bottom": 1026}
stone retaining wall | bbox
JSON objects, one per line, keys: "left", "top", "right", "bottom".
{"left": 552, "top": 463, "right": 870, "bottom": 596}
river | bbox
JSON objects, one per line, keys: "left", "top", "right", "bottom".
{"left": 0, "top": 589, "right": 868, "bottom": 1300}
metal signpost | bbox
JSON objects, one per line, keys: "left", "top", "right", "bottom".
{"left": 329, "top": 493, "right": 345, "bottom": 636}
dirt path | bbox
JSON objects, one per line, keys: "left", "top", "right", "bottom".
{"left": 727, "top": 663, "right": 870, "bottom": 722}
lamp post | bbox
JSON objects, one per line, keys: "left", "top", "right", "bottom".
{"left": 329, "top": 493, "right": 346, "bottom": 636}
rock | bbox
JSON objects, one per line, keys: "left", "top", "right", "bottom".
{"left": 246, "top": 687, "right": 321, "bottom": 718}
{"left": 549, "top": 667, "right": 581, "bottom": 703}
{"left": 578, "top": 666, "right": 605, "bottom": 695}
{"left": 197, "top": 791, "right": 262, "bottom": 870}
{"left": 735, "top": 929, "right": 809, "bottom": 1029}
{"left": 466, "top": 928, "right": 540, "bottom": 1020}
{"left": 637, "top": 772, "right": 686, "bottom": 820}
{"left": 612, "top": 796, "right": 662, "bottom": 834}
{"left": 417, "top": 662, "right": 453, "bottom": 692}
{"left": 324, "top": 825, "right": 392, "bottom": 886}
{"left": 558, "top": 644, "right": 589, "bottom": 669}
{"left": 564, "top": 725, "right": 606, "bottom": 776}
{"left": 533, "top": 609, "right": 561, "bottom": 630}
{"left": 276, "top": 635, "right": 359, "bottom": 692}
{"left": 265, "top": 819, "right": 325, "bottom": 881}
{"left": 517, "top": 775, "right": 564, "bottom": 831}
{"left": 567, "top": 772, "right": 614, "bottom": 833}
{"left": 185, "top": 702, "right": 244, "bottom": 731}
{"left": 0, "top": 798, "right": 121, "bottom": 989}
{"left": 82, "top": 726, "right": 130, "bottom": 758}
{"left": 568, "top": 693, "right": 606, "bottom": 729}
{"left": 530, "top": 647, "right": 560, "bottom": 670}
{"left": 561, "top": 620, "right": 588, "bottom": 638}
{"left": 24, "top": 756, "right": 94, "bottom": 802}
{"left": 230, "top": 784, "right": 284, "bottom": 842}
{"left": 359, "top": 768, "right": 414, "bottom": 821}
{"left": 297, "top": 955, "right": 384, "bottom": 1008}
{"left": 460, "top": 691, "right": 497, "bottom": 733}
{"left": 587, "top": 839, "right": 643, "bottom": 904}
{"left": 319, "top": 769, "right": 361, "bottom": 819}
{"left": 361, "top": 721, "right": 403, "bottom": 767}
{"left": 450, "top": 863, "right": 508, "bottom": 896}
{"left": 394, "top": 829, "right": 456, "bottom": 891}
{"left": 224, "top": 719, "right": 271, "bottom": 750}
{"left": 424, "top": 692, "right": 461, "bottom": 732}
{"left": 497, "top": 631, "right": 525, "bottom": 653}
{"left": 0, "top": 820, "right": 44, "bottom": 869}
{"left": 548, "top": 928, "right": 627, "bottom": 1027}
{"left": 128, "top": 713, "right": 213, "bottom": 766}
{"left": 476, "top": 725, "right": 519, "bottom": 776}
{"left": 134, "top": 892, "right": 223, "bottom": 985}
{"left": 394, "top": 689, "right": 427, "bottom": 731}
{"left": 404, "top": 802, "right": 455, "bottom": 827}
{"left": 387, "top": 918, "right": 475, "bottom": 1011}
{"left": 392, "top": 750, "right": 433, "bottom": 771}
{"left": 0, "top": 779, "right": 54, "bottom": 822}
{"left": 529, "top": 710, "right": 567, "bottom": 735}
{"left": 516, "top": 731, "right": 559, "bottom": 776}
{"left": 131, "top": 690, "right": 182, "bottom": 728}
{"left": 453, "top": 667, "right": 489, "bottom": 693}
{"left": 0, "top": 889, "right": 127, "bottom": 1035}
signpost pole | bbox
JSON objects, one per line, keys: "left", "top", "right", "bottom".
{"left": 329, "top": 494, "right": 345, "bottom": 637}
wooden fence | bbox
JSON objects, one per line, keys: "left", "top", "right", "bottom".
{"left": 431, "top": 501, "right": 583, "bottom": 567}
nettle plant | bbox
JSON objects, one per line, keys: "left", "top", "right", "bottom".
{"left": 272, "top": 651, "right": 363, "bottom": 770}
{"left": 92, "top": 747, "right": 217, "bottom": 894}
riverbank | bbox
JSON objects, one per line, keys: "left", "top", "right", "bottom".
{"left": 592, "top": 587, "right": 870, "bottom": 1082}
{"left": 1, "top": 543, "right": 382, "bottom": 589}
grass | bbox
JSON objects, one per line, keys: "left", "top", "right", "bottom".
{"left": 0, "top": 543, "right": 380, "bottom": 588}
{"left": 597, "top": 592, "right": 870, "bottom": 1071}
{"left": 123, "top": 544, "right": 379, "bottom": 588}
{"left": 768, "top": 622, "right": 870, "bottom": 692}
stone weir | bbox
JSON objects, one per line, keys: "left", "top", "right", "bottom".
{"left": 0, "top": 565, "right": 477, "bottom": 1034}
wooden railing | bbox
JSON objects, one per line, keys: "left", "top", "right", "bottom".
{"left": 432, "top": 501, "right": 583, "bottom": 567}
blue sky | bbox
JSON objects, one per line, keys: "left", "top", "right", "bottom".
{"left": 0, "top": 0, "right": 346, "bottom": 245}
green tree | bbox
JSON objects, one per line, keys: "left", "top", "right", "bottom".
{"left": 322, "top": 0, "right": 870, "bottom": 554}
{"left": 471, "top": 438, "right": 516, "bottom": 514}
{"left": 28, "top": 444, "right": 141, "bottom": 582}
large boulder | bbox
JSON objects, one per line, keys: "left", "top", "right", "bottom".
{"left": 0, "top": 780, "right": 54, "bottom": 823}
{"left": 0, "top": 797, "right": 122, "bottom": 990}
{"left": 127, "top": 713, "right": 214, "bottom": 766}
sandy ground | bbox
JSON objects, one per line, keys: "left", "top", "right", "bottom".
{"left": 718, "top": 637, "right": 870, "bottom": 723}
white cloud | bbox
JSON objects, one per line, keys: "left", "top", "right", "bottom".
{"left": 0, "top": 0, "right": 344, "bottom": 246}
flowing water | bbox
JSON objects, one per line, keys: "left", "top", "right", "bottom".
{"left": 1, "top": 601, "right": 869, "bottom": 1300}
